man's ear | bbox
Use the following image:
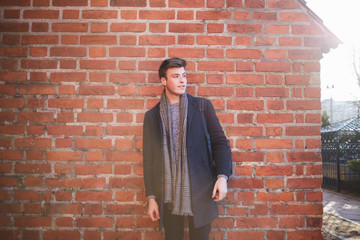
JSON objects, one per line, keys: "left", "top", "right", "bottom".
{"left": 160, "top": 77, "right": 167, "bottom": 87}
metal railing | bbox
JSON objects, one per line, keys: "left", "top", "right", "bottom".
{"left": 321, "top": 131, "right": 360, "bottom": 192}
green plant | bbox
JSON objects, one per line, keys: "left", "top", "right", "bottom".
{"left": 321, "top": 110, "right": 331, "bottom": 127}
{"left": 348, "top": 159, "right": 360, "bottom": 172}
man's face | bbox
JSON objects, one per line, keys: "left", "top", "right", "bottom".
{"left": 161, "top": 67, "right": 187, "bottom": 98}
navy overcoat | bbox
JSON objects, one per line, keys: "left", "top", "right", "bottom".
{"left": 142, "top": 94, "right": 232, "bottom": 229}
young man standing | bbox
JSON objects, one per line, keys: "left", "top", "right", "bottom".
{"left": 142, "top": 57, "right": 232, "bottom": 240}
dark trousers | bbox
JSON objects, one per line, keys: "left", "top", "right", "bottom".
{"left": 163, "top": 206, "right": 211, "bottom": 240}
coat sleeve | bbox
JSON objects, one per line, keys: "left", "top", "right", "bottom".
{"left": 142, "top": 111, "right": 155, "bottom": 197}
{"left": 204, "top": 99, "right": 232, "bottom": 177}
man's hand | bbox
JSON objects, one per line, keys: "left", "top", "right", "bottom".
{"left": 212, "top": 177, "right": 228, "bottom": 202}
{"left": 147, "top": 198, "right": 160, "bottom": 221}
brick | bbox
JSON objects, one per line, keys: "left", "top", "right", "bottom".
{"left": 79, "top": 86, "right": 115, "bottom": 95}
{"left": 254, "top": 12, "right": 277, "bottom": 20}
{"left": 269, "top": 0, "right": 300, "bottom": 9}
{"left": 139, "top": 35, "right": 175, "bottom": 45}
{"left": 43, "top": 231, "right": 80, "bottom": 240}
{"left": 63, "top": 10, "right": 79, "bottom": 19}
{"left": 24, "top": 10, "right": 59, "bottom": 19}
{"left": 256, "top": 37, "right": 276, "bottom": 46}
{"left": 0, "top": 22, "right": 29, "bottom": 32}
{"left": 228, "top": 100, "right": 264, "bottom": 110}
{"left": 169, "top": 23, "right": 204, "bottom": 33}
{"left": 288, "top": 178, "right": 322, "bottom": 189}
{"left": 80, "top": 60, "right": 116, "bottom": 70}
{"left": 18, "top": 112, "right": 54, "bottom": 123}
{"left": 14, "top": 191, "right": 51, "bottom": 201}
{"left": 109, "top": 177, "right": 143, "bottom": 189}
{"left": 140, "top": 10, "right": 175, "bottom": 19}
{"left": 207, "top": 23, "right": 224, "bottom": 33}
{"left": 0, "top": 72, "right": 26, "bottom": 82}
{"left": 15, "top": 217, "right": 51, "bottom": 227}
{"left": 106, "top": 151, "right": 142, "bottom": 162}
{"left": 245, "top": 0, "right": 265, "bottom": 8}
{"left": 256, "top": 139, "right": 292, "bottom": 149}
{"left": 149, "top": 23, "right": 166, "bottom": 33}
{"left": 4, "top": 10, "right": 20, "bottom": 19}
{"left": 77, "top": 217, "right": 113, "bottom": 228}
{"left": 305, "top": 139, "right": 321, "bottom": 149}
{"left": 169, "top": 0, "right": 204, "bottom": 7}
{"left": 21, "top": 35, "right": 57, "bottom": 45}
{"left": 107, "top": 99, "right": 144, "bottom": 109}
{"left": 226, "top": 49, "right": 262, "bottom": 59}
{"left": 257, "top": 113, "right": 293, "bottom": 123}
{"left": 285, "top": 75, "right": 310, "bottom": 85}
{"left": 48, "top": 125, "right": 82, "bottom": 136}
{"left": 287, "top": 100, "right": 320, "bottom": 110}
{"left": 233, "top": 11, "right": 250, "bottom": 20}
{"left": 228, "top": 24, "right": 262, "bottom": 33}
{"left": 306, "top": 165, "right": 322, "bottom": 175}
{"left": 234, "top": 165, "right": 252, "bottom": 175}
{"left": 75, "top": 139, "right": 111, "bottom": 149}
{"left": 265, "top": 24, "right": 289, "bottom": 34}
{"left": 53, "top": 0, "right": 87, "bottom": 6}
{"left": 280, "top": 12, "right": 310, "bottom": 22}
{"left": 228, "top": 231, "right": 263, "bottom": 240}
{"left": 120, "top": 10, "right": 137, "bottom": 19}
{"left": 256, "top": 165, "right": 293, "bottom": 176}
{"left": 150, "top": 0, "right": 165, "bottom": 7}
{"left": 289, "top": 50, "right": 322, "bottom": 60}
{"left": 83, "top": 10, "right": 117, "bottom": 19}
{"left": 271, "top": 204, "right": 322, "bottom": 215}
{"left": 50, "top": 47, "right": 86, "bottom": 57}
{"left": 265, "top": 49, "right": 286, "bottom": 59}
{"left": 227, "top": 127, "right": 262, "bottom": 137}
{"left": 237, "top": 113, "right": 254, "bottom": 123}
{"left": 197, "top": 36, "right": 232, "bottom": 45}
{"left": 279, "top": 37, "right": 302, "bottom": 46}
{"left": 287, "top": 152, "right": 321, "bottom": 162}
{"left": 169, "top": 48, "right": 205, "bottom": 58}
{"left": 256, "top": 87, "right": 289, "bottom": 97}
{"left": 286, "top": 126, "right": 320, "bottom": 136}
{"left": 52, "top": 23, "right": 87, "bottom": 32}
{"left": 80, "top": 35, "right": 117, "bottom": 45}
{"left": 76, "top": 191, "right": 112, "bottom": 201}
{"left": 232, "top": 152, "right": 264, "bottom": 163}
{"left": 198, "top": 87, "right": 233, "bottom": 96}
{"left": 46, "top": 151, "right": 83, "bottom": 161}
{"left": 30, "top": 47, "right": 47, "bottom": 57}
{"left": 196, "top": 11, "right": 231, "bottom": 20}
{"left": 44, "top": 204, "right": 82, "bottom": 214}
{"left": 292, "top": 25, "right": 323, "bottom": 35}
{"left": 306, "top": 192, "right": 323, "bottom": 202}
{"left": 110, "top": 23, "right": 146, "bottom": 32}
{"left": 256, "top": 62, "right": 291, "bottom": 72}
{"left": 198, "top": 61, "right": 234, "bottom": 71}
{"left": 266, "top": 127, "right": 282, "bottom": 136}
{"left": 177, "top": 10, "right": 194, "bottom": 20}
{"left": 0, "top": 47, "right": 27, "bottom": 57}
{"left": 110, "top": 0, "right": 146, "bottom": 6}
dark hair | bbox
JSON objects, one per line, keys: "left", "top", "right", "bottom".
{"left": 158, "top": 57, "right": 186, "bottom": 79}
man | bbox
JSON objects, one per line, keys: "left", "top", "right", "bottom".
{"left": 142, "top": 57, "right": 232, "bottom": 240}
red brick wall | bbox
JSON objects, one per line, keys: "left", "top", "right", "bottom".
{"left": 0, "top": 0, "right": 333, "bottom": 239}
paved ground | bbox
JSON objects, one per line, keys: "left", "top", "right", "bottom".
{"left": 323, "top": 189, "right": 360, "bottom": 240}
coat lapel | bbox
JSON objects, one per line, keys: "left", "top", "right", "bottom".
{"left": 187, "top": 94, "right": 196, "bottom": 130}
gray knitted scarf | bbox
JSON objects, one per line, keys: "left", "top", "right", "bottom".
{"left": 159, "top": 90, "right": 193, "bottom": 216}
